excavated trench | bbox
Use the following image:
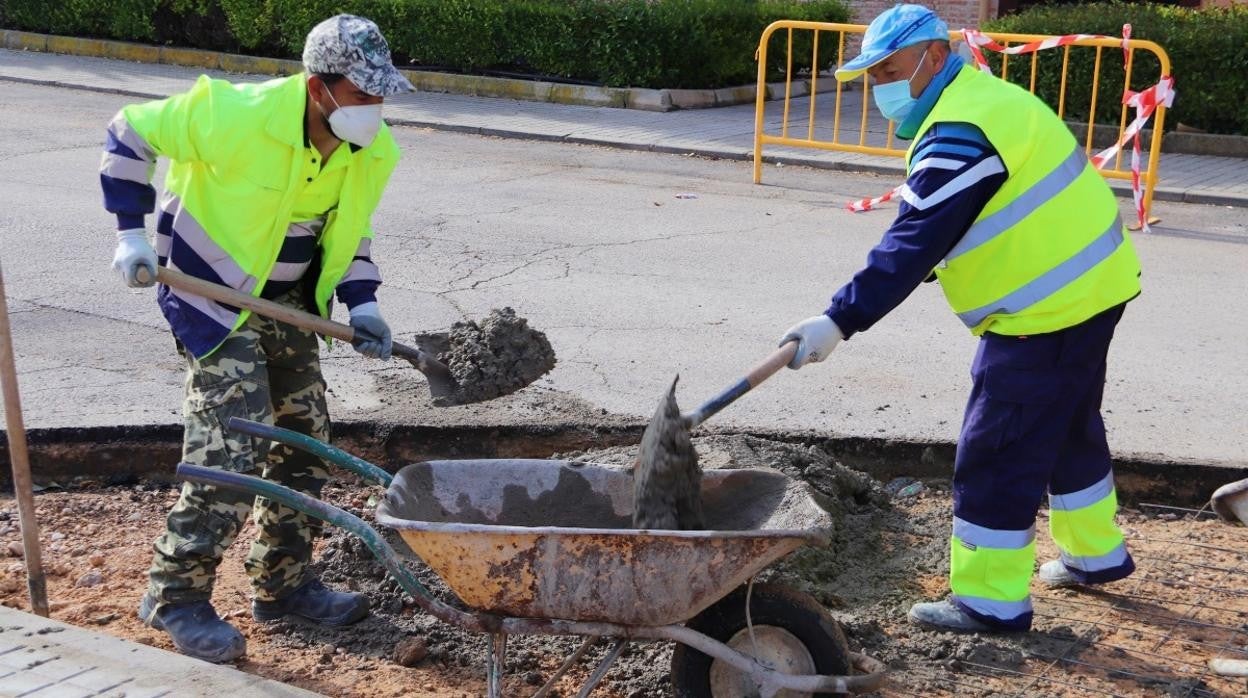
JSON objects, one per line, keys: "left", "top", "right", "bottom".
{"left": 3, "top": 420, "right": 1239, "bottom": 508}
{"left": 1, "top": 425, "right": 1246, "bottom": 697}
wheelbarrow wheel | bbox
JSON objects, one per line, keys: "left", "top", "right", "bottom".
{"left": 670, "top": 583, "right": 851, "bottom": 697}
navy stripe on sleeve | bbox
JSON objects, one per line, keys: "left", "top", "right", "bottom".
{"left": 825, "top": 122, "right": 1008, "bottom": 338}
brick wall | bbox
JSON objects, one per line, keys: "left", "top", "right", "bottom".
{"left": 847, "top": 0, "right": 999, "bottom": 31}
{"left": 837, "top": 0, "right": 998, "bottom": 68}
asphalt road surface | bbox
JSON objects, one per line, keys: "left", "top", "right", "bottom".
{"left": 1, "top": 80, "right": 1245, "bottom": 469}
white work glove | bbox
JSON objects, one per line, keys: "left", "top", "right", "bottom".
{"left": 111, "top": 228, "right": 158, "bottom": 288}
{"left": 778, "top": 315, "right": 844, "bottom": 370}
{"left": 348, "top": 302, "right": 393, "bottom": 361}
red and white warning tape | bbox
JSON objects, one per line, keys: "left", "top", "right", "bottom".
{"left": 848, "top": 24, "right": 1176, "bottom": 233}
{"left": 1090, "top": 74, "right": 1176, "bottom": 228}
{"left": 845, "top": 185, "right": 902, "bottom": 212}
{"left": 959, "top": 27, "right": 1121, "bottom": 73}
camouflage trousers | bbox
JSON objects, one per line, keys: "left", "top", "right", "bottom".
{"left": 147, "top": 289, "right": 331, "bottom": 608}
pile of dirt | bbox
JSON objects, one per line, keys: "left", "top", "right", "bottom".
{"left": 418, "top": 307, "right": 557, "bottom": 406}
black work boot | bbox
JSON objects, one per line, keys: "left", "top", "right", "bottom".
{"left": 252, "top": 578, "right": 369, "bottom": 626}
{"left": 138, "top": 594, "right": 246, "bottom": 663}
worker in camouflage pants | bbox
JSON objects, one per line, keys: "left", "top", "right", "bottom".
{"left": 149, "top": 289, "right": 333, "bottom": 608}
{"left": 101, "top": 14, "right": 413, "bottom": 663}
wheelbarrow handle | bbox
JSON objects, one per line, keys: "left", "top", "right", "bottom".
{"left": 174, "top": 463, "right": 496, "bottom": 634}
{"left": 226, "top": 418, "right": 393, "bottom": 487}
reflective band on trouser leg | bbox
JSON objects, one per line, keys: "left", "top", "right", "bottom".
{"left": 1049, "top": 474, "right": 1135, "bottom": 584}
{"left": 949, "top": 517, "right": 1035, "bottom": 630}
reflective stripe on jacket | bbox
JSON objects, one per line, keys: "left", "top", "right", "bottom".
{"left": 909, "top": 66, "right": 1141, "bottom": 336}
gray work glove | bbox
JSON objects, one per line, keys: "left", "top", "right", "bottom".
{"left": 778, "top": 315, "right": 844, "bottom": 370}
{"left": 111, "top": 228, "right": 158, "bottom": 288}
{"left": 348, "top": 302, "right": 392, "bottom": 360}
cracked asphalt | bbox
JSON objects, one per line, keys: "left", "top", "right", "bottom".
{"left": 1, "top": 80, "right": 1246, "bottom": 470}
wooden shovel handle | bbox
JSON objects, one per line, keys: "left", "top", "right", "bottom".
{"left": 137, "top": 266, "right": 355, "bottom": 343}
{"left": 686, "top": 341, "right": 798, "bottom": 430}
{"left": 745, "top": 340, "right": 799, "bottom": 388}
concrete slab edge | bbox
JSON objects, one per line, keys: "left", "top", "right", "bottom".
{"left": 0, "top": 607, "right": 323, "bottom": 696}
{"left": 0, "top": 28, "right": 798, "bottom": 112}
{"left": 1068, "top": 119, "right": 1248, "bottom": 159}
{"left": 0, "top": 422, "right": 1243, "bottom": 509}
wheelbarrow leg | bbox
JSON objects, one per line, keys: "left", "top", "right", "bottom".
{"left": 487, "top": 632, "right": 507, "bottom": 698}
{"left": 532, "top": 636, "right": 599, "bottom": 698}
{"left": 575, "top": 639, "right": 628, "bottom": 698}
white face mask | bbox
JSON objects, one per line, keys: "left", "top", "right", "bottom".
{"left": 321, "top": 88, "right": 382, "bottom": 148}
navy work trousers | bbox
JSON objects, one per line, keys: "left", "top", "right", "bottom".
{"left": 950, "top": 303, "right": 1136, "bottom": 630}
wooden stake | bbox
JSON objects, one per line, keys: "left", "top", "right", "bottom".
{"left": 0, "top": 264, "right": 48, "bottom": 617}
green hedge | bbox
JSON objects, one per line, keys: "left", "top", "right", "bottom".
{"left": 985, "top": 2, "right": 1248, "bottom": 135}
{"left": 0, "top": 0, "right": 850, "bottom": 89}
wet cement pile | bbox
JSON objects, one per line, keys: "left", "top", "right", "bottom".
{"left": 416, "top": 307, "right": 556, "bottom": 406}
{"left": 632, "top": 377, "right": 704, "bottom": 530}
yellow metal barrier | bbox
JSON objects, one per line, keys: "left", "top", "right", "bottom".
{"left": 752, "top": 21, "right": 1172, "bottom": 221}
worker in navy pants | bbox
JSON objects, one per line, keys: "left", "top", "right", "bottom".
{"left": 951, "top": 303, "right": 1135, "bottom": 631}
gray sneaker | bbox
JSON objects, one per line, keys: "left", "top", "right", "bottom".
{"left": 908, "top": 599, "right": 992, "bottom": 633}
{"left": 1038, "top": 560, "right": 1082, "bottom": 588}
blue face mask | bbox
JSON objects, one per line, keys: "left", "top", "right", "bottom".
{"left": 871, "top": 48, "right": 928, "bottom": 122}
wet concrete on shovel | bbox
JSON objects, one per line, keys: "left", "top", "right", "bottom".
{"left": 418, "top": 307, "right": 557, "bottom": 407}
{"left": 631, "top": 377, "right": 704, "bottom": 531}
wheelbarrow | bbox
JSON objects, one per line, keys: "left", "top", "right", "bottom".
{"left": 176, "top": 418, "right": 887, "bottom": 697}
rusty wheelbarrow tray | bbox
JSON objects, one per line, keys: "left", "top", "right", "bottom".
{"left": 176, "top": 418, "right": 888, "bottom": 697}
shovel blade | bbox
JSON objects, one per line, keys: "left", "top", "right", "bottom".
{"left": 393, "top": 341, "right": 460, "bottom": 400}
{"left": 633, "top": 375, "right": 704, "bottom": 530}
{"left": 420, "top": 360, "right": 459, "bottom": 400}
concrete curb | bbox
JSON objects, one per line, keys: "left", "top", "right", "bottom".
{"left": 5, "top": 29, "right": 1248, "bottom": 152}
{"left": 0, "top": 28, "right": 852, "bottom": 113}
{"left": 2, "top": 421, "right": 1243, "bottom": 508}
{"left": 3, "top": 28, "right": 1243, "bottom": 208}
{"left": 1068, "top": 120, "right": 1248, "bottom": 159}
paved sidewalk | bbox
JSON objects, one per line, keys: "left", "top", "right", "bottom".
{"left": 0, "top": 606, "right": 319, "bottom": 697}
{"left": 2, "top": 48, "right": 1246, "bottom": 208}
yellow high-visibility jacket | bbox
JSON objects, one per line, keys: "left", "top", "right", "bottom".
{"left": 911, "top": 66, "right": 1141, "bottom": 336}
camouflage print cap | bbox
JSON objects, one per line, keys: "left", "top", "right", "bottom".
{"left": 302, "top": 14, "right": 414, "bottom": 97}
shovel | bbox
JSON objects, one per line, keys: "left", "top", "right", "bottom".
{"left": 136, "top": 266, "right": 458, "bottom": 400}
{"left": 679, "top": 340, "right": 799, "bottom": 432}
{"left": 633, "top": 341, "right": 798, "bottom": 528}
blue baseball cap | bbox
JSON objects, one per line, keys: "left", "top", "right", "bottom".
{"left": 835, "top": 4, "right": 949, "bottom": 82}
